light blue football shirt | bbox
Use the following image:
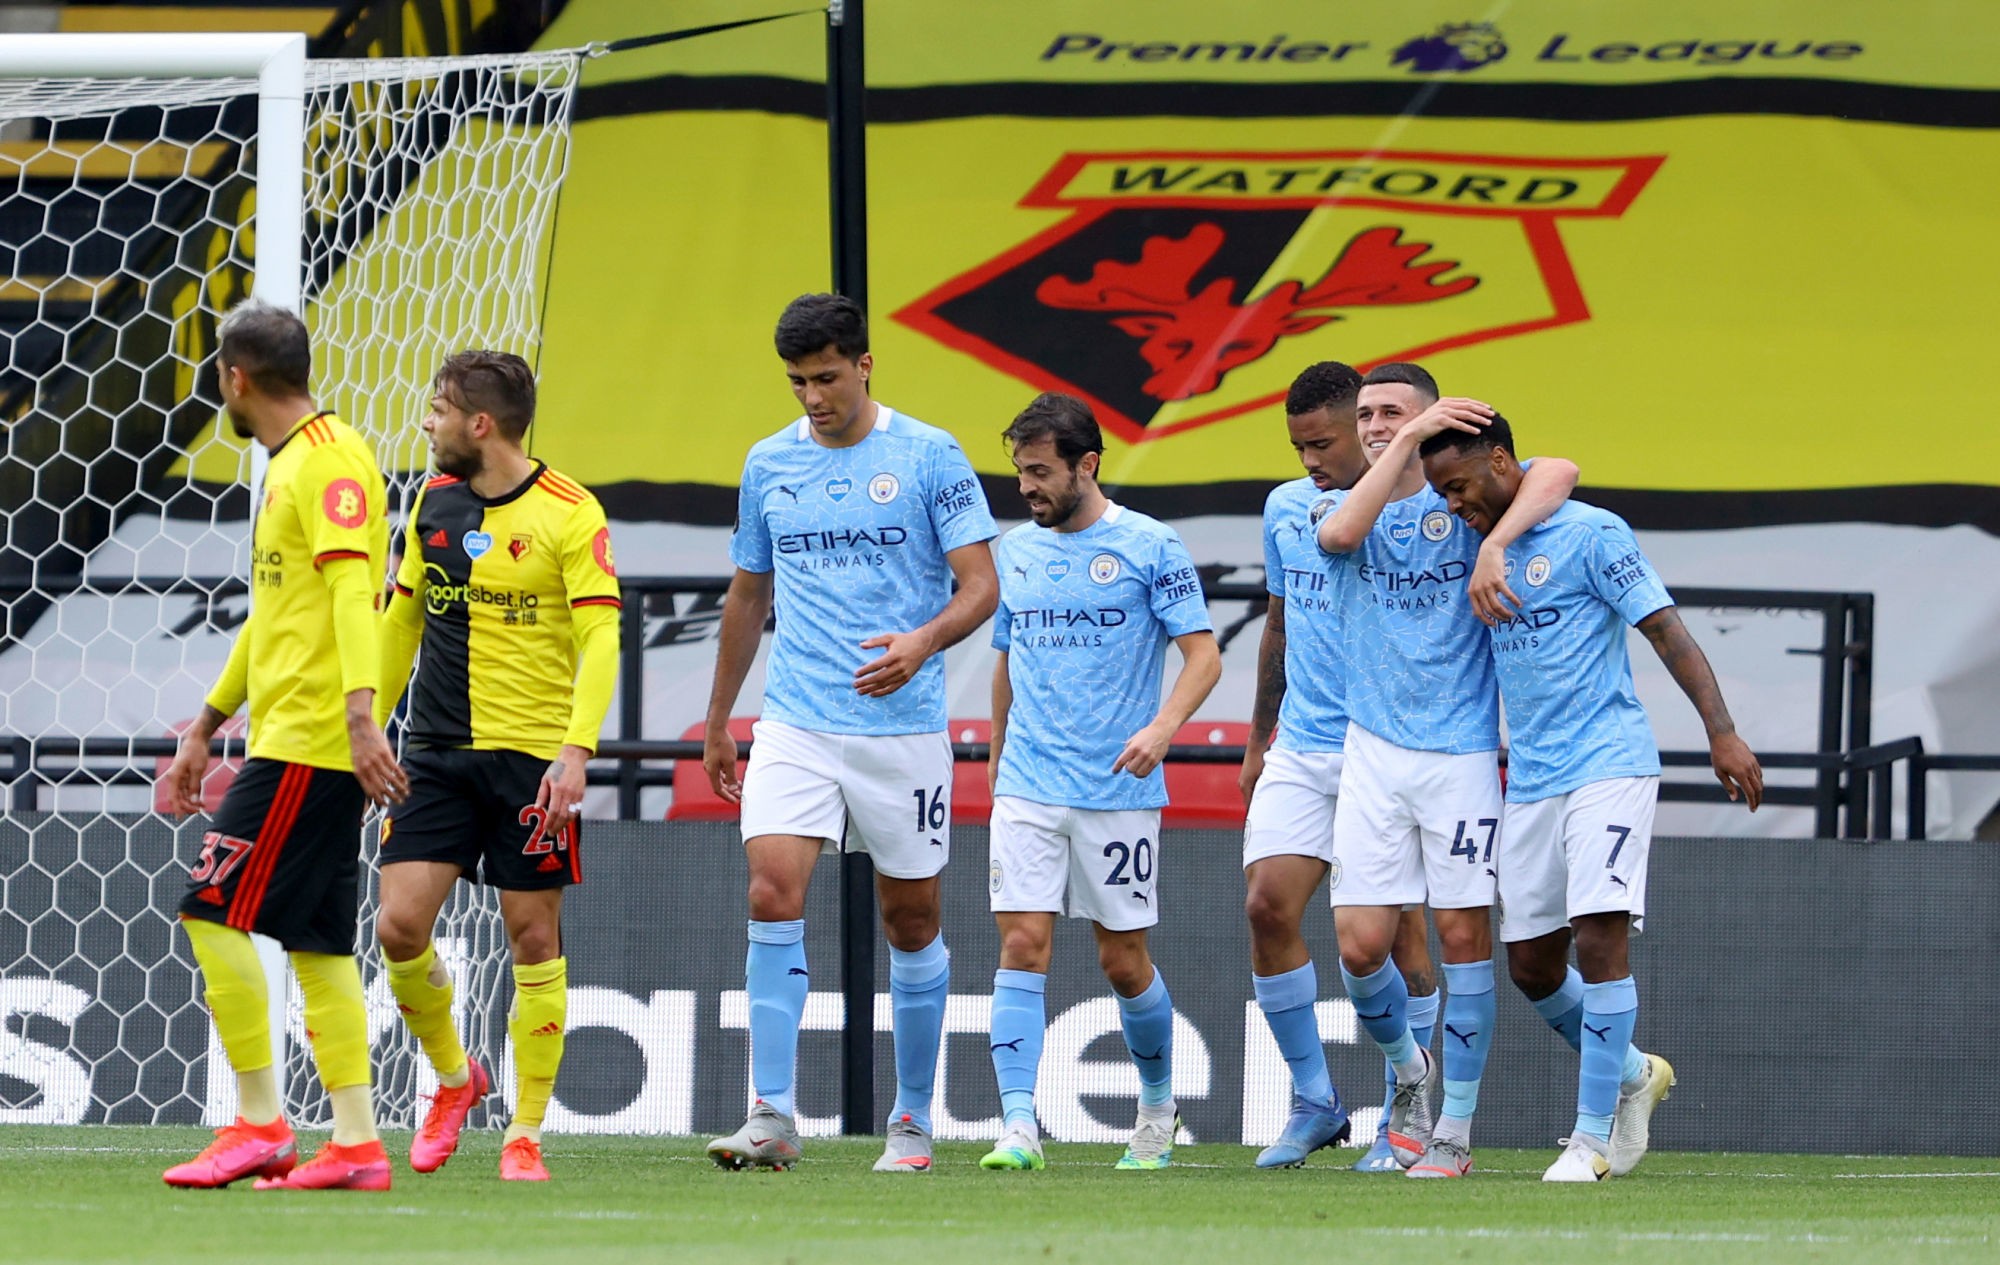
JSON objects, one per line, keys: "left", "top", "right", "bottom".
{"left": 731, "top": 406, "right": 997, "bottom": 736}
{"left": 1490, "top": 501, "right": 1672, "bottom": 802}
{"left": 1262, "top": 477, "right": 1347, "bottom": 754}
{"left": 1319, "top": 483, "right": 1501, "bottom": 754}
{"left": 992, "top": 503, "right": 1213, "bottom": 811}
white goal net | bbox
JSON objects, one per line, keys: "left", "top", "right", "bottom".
{"left": 0, "top": 47, "right": 581, "bottom": 1128}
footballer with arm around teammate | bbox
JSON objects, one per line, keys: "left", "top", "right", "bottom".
{"left": 979, "top": 394, "right": 1220, "bottom": 1173}
{"left": 1311, "top": 362, "right": 1578, "bottom": 1180}
{"left": 1419, "top": 415, "right": 1760, "bottom": 1182}
{"left": 1238, "top": 363, "right": 1441, "bottom": 1172}
{"left": 158, "top": 299, "right": 405, "bottom": 1192}
{"left": 371, "top": 351, "right": 622, "bottom": 1183}
{"left": 701, "top": 294, "right": 999, "bottom": 1172}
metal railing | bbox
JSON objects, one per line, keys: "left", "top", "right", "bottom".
{"left": 5, "top": 573, "right": 1986, "bottom": 840}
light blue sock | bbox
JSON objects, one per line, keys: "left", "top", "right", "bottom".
{"left": 990, "top": 968, "right": 1045, "bottom": 1127}
{"left": 1381, "top": 987, "right": 1441, "bottom": 1119}
{"left": 1578, "top": 977, "right": 1639, "bottom": 1140}
{"left": 1116, "top": 969, "right": 1175, "bottom": 1107}
{"left": 1537, "top": 965, "right": 1647, "bottom": 1084}
{"left": 1533, "top": 965, "right": 1587, "bottom": 1053}
{"left": 1341, "top": 959, "right": 1419, "bottom": 1074}
{"left": 887, "top": 933, "right": 950, "bottom": 1134}
{"left": 746, "top": 919, "right": 807, "bottom": 1117}
{"left": 1439, "top": 960, "right": 1497, "bottom": 1124}
{"left": 1254, "top": 963, "right": 1336, "bottom": 1108}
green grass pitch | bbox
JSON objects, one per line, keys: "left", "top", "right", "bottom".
{"left": 3, "top": 1128, "right": 1994, "bottom": 1264}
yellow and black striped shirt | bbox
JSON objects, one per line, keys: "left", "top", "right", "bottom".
{"left": 384, "top": 463, "right": 621, "bottom": 760}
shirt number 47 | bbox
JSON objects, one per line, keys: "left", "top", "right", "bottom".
{"left": 1449, "top": 818, "right": 1497, "bottom": 865}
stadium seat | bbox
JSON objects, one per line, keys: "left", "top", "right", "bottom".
{"left": 665, "top": 718, "right": 755, "bottom": 821}
{"left": 945, "top": 719, "right": 993, "bottom": 824}
{"left": 1162, "top": 721, "right": 1251, "bottom": 827}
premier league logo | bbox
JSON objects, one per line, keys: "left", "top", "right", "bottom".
{"left": 1422, "top": 510, "right": 1452, "bottom": 541}
{"left": 868, "top": 472, "right": 900, "bottom": 503}
{"left": 1526, "top": 555, "right": 1553, "bottom": 586}
{"left": 1309, "top": 497, "right": 1336, "bottom": 526}
{"left": 1089, "top": 553, "right": 1121, "bottom": 584}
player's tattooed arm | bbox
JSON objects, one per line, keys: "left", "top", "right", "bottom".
{"left": 1240, "top": 598, "right": 1287, "bottom": 804}
{"left": 703, "top": 567, "right": 775, "bottom": 802}
{"left": 857, "top": 540, "right": 998, "bottom": 698}
{"left": 1638, "top": 606, "right": 1764, "bottom": 811}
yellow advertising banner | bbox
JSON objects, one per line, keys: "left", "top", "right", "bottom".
{"left": 177, "top": 0, "right": 1999, "bottom": 529}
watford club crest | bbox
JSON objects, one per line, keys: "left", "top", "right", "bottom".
{"left": 895, "top": 150, "right": 1661, "bottom": 443}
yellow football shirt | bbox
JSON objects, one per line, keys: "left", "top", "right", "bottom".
{"left": 389, "top": 463, "right": 622, "bottom": 759}
{"left": 218, "top": 412, "right": 389, "bottom": 770}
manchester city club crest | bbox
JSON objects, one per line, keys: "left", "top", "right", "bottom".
{"left": 989, "top": 859, "right": 1004, "bottom": 894}
{"left": 1089, "top": 553, "right": 1121, "bottom": 584}
{"left": 868, "top": 472, "right": 900, "bottom": 503}
{"left": 1526, "top": 554, "right": 1553, "bottom": 586}
{"left": 1327, "top": 858, "right": 1342, "bottom": 890}
{"left": 1422, "top": 510, "right": 1452, "bottom": 541}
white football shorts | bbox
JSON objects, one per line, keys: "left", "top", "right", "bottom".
{"left": 1497, "top": 775, "right": 1658, "bottom": 943}
{"left": 739, "top": 718, "right": 952, "bottom": 880}
{"left": 1243, "top": 746, "right": 1343, "bottom": 867}
{"left": 1328, "top": 723, "right": 1502, "bottom": 910}
{"left": 989, "top": 796, "right": 1161, "bottom": 932}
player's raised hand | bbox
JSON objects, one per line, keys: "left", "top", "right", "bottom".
{"left": 1402, "top": 396, "right": 1495, "bottom": 445}
{"left": 1468, "top": 543, "right": 1521, "bottom": 626}
{"left": 1113, "top": 721, "right": 1174, "bottom": 779}
{"left": 1711, "top": 732, "right": 1764, "bottom": 811}
{"left": 703, "top": 725, "right": 743, "bottom": 803}
{"left": 536, "top": 743, "right": 591, "bottom": 821}
{"left": 855, "top": 629, "right": 936, "bottom": 698}
{"left": 162, "top": 731, "right": 212, "bottom": 816}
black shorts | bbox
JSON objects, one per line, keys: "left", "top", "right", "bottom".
{"left": 178, "top": 758, "right": 366, "bottom": 955}
{"left": 381, "top": 747, "right": 581, "bottom": 891}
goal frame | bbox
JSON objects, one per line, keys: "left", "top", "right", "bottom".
{"left": 0, "top": 32, "right": 309, "bottom": 1124}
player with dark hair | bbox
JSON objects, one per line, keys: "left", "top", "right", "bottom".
{"left": 1313, "top": 363, "right": 1579, "bottom": 1179}
{"left": 980, "top": 394, "right": 1220, "bottom": 1172}
{"left": 1419, "top": 419, "right": 1761, "bottom": 1181}
{"left": 704, "top": 293, "right": 999, "bottom": 1172}
{"left": 160, "top": 298, "right": 405, "bottom": 1191}
{"left": 1240, "top": 362, "right": 1442, "bottom": 1171}
{"left": 372, "top": 350, "right": 622, "bottom": 1183}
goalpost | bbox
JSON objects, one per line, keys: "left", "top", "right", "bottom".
{"left": 0, "top": 35, "right": 582, "bottom": 1129}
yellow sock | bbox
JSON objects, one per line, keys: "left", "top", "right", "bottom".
{"left": 505, "top": 956, "right": 566, "bottom": 1144}
{"left": 384, "top": 943, "right": 468, "bottom": 1088}
{"left": 182, "top": 917, "right": 281, "bottom": 1125}
{"left": 289, "top": 951, "right": 377, "bottom": 1144}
